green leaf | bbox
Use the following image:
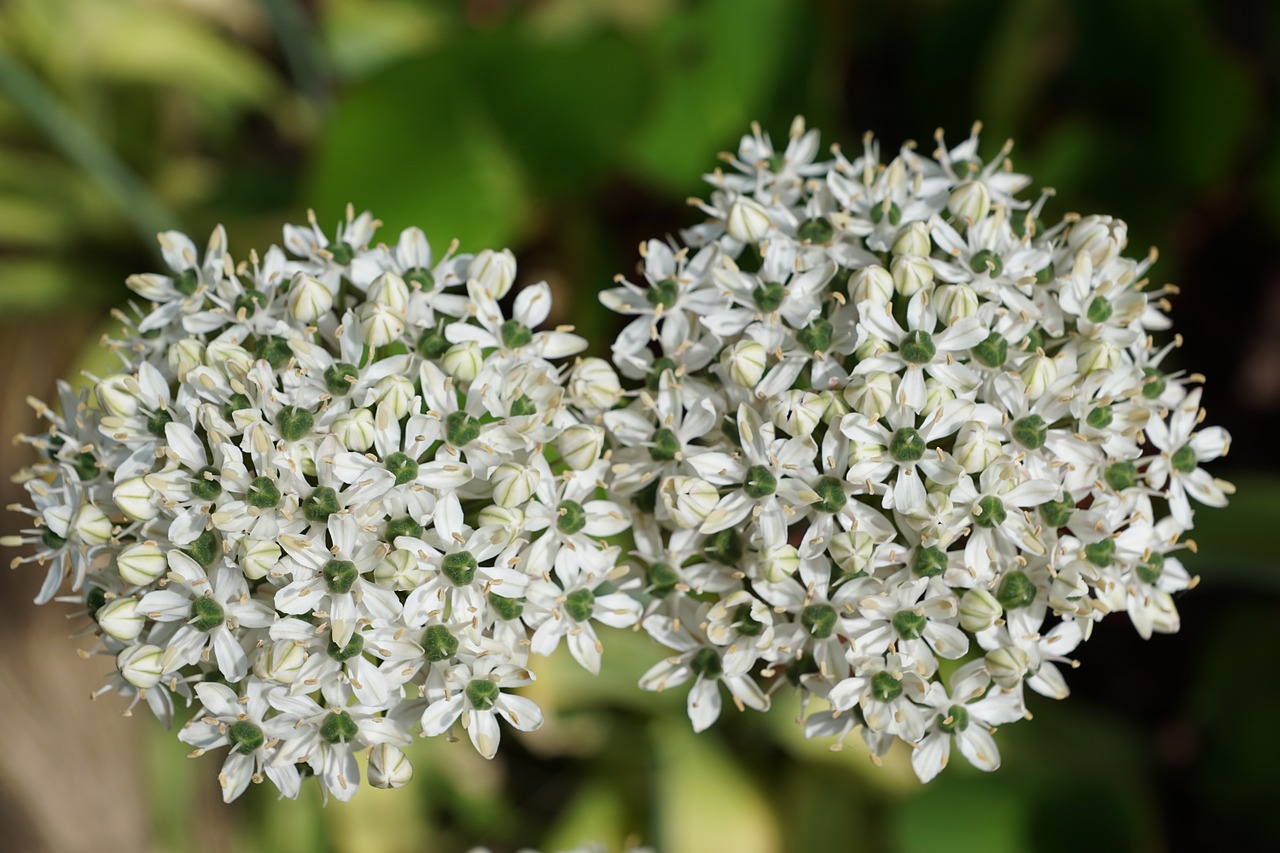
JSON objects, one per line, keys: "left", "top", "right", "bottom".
{"left": 308, "top": 51, "right": 530, "bottom": 252}
{"left": 624, "top": 0, "right": 801, "bottom": 191}
{"left": 1181, "top": 474, "right": 1280, "bottom": 590}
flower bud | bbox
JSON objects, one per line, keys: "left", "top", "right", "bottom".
{"left": 855, "top": 334, "right": 888, "bottom": 362}
{"left": 984, "top": 646, "right": 1029, "bottom": 689}
{"left": 254, "top": 639, "right": 307, "bottom": 684}
{"left": 97, "top": 375, "right": 138, "bottom": 418}
{"left": 167, "top": 339, "right": 206, "bottom": 381}
{"left": 477, "top": 504, "right": 524, "bottom": 542}
{"left": 368, "top": 744, "right": 413, "bottom": 789}
{"left": 358, "top": 302, "right": 405, "bottom": 349}
{"left": 113, "top": 477, "right": 158, "bottom": 522}
{"left": 828, "top": 531, "right": 874, "bottom": 573}
{"left": 953, "top": 423, "right": 1002, "bottom": 474}
{"left": 892, "top": 221, "right": 932, "bottom": 257}
{"left": 892, "top": 256, "right": 934, "bottom": 297}
{"left": 726, "top": 197, "right": 772, "bottom": 244}
{"left": 241, "top": 538, "right": 282, "bottom": 581}
{"left": 371, "top": 376, "right": 414, "bottom": 420}
{"left": 1019, "top": 353, "right": 1058, "bottom": 398}
{"left": 73, "top": 504, "right": 113, "bottom": 545}
{"left": 468, "top": 249, "right": 517, "bottom": 299}
{"left": 286, "top": 273, "right": 334, "bottom": 323}
{"left": 332, "top": 408, "right": 377, "bottom": 452}
{"left": 661, "top": 476, "right": 719, "bottom": 529}
{"left": 98, "top": 597, "right": 145, "bottom": 641}
{"left": 948, "top": 181, "right": 990, "bottom": 223}
{"left": 959, "top": 588, "right": 1003, "bottom": 633}
{"left": 367, "top": 272, "right": 410, "bottom": 313}
{"left": 760, "top": 544, "right": 802, "bottom": 583}
{"left": 118, "top": 644, "right": 165, "bottom": 689}
{"left": 374, "top": 549, "right": 429, "bottom": 590}
{"left": 843, "top": 372, "right": 894, "bottom": 420}
{"left": 117, "top": 542, "right": 167, "bottom": 586}
{"left": 849, "top": 265, "right": 894, "bottom": 304}
{"left": 819, "top": 389, "right": 848, "bottom": 424}
{"left": 568, "top": 357, "right": 623, "bottom": 411}
{"left": 205, "top": 340, "right": 255, "bottom": 376}
{"left": 921, "top": 378, "right": 955, "bottom": 417}
{"left": 1076, "top": 338, "right": 1120, "bottom": 375}
{"left": 1048, "top": 571, "right": 1090, "bottom": 617}
{"left": 1147, "top": 590, "right": 1181, "bottom": 635}
{"left": 442, "top": 342, "right": 484, "bottom": 384}
{"left": 721, "top": 340, "right": 768, "bottom": 388}
{"left": 934, "top": 284, "right": 979, "bottom": 323}
{"left": 490, "top": 462, "right": 539, "bottom": 508}
{"left": 1068, "top": 216, "right": 1127, "bottom": 266}
{"left": 557, "top": 424, "right": 605, "bottom": 471}
{"left": 768, "top": 390, "right": 827, "bottom": 436}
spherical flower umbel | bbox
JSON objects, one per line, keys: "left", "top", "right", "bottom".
{"left": 6, "top": 207, "right": 635, "bottom": 802}
{"left": 600, "top": 117, "right": 1233, "bottom": 783}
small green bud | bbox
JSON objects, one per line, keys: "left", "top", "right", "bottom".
{"left": 972, "top": 496, "right": 1007, "bottom": 529}
{"left": 328, "top": 633, "right": 365, "bottom": 662}
{"left": 814, "top": 476, "right": 847, "bottom": 513}
{"left": 423, "top": 624, "right": 459, "bottom": 662}
{"left": 405, "top": 267, "right": 435, "bottom": 289}
{"left": 870, "top": 200, "right": 901, "bottom": 226}
{"left": 302, "top": 486, "right": 340, "bottom": 522}
{"left": 796, "top": 217, "right": 834, "bottom": 244}
{"left": 73, "top": 452, "right": 99, "bottom": 482}
{"left": 500, "top": 319, "right": 534, "bottom": 350}
{"left": 1141, "top": 368, "right": 1166, "bottom": 400}
{"left": 445, "top": 411, "right": 481, "bottom": 447}
{"left": 753, "top": 281, "right": 785, "bottom": 313}
{"left": 689, "top": 647, "right": 723, "bottom": 680}
{"left": 185, "top": 529, "right": 220, "bottom": 567}
{"left": 892, "top": 609, "right": 927, "bottom": 640}
{"left": 488, "top": 593, "right": 524, "bottom": 621}
{"left": 1086, "top": 405, "right": 1113, "bottom": 429}
{"left": 385, "top": 516, "right": 423, "bottom": 541}
{"left": 797, "top": 318, "right": 834, "bottom": 354}
{"left": 1136, "top": 552, "right": 1164, "bottom": 584}
{"left": 900, "top": 330, "right": 937, "bottom": 364}
{"left": 466, "top": 679, "right": 501, "bottom": 711}
{"left": 1039, "top": 494, "right": 1074, "bottom": 528}
{"left": 1104, "top": 460, "right": 1139, "bottom": 491}
{"left": 1011, "top": 414, "right": 1047, "bottom": 450}
{"left": 869, "top": 671, "right": 903, "bottom": 702}
{"left": 325, "top": 363, "right": 360, "bottom": 396}
{"left": 174, "top": 268, "right": 199, "bottom": 295}
{"left": 323, "top": 559, "right": 359, "bottom": 594}
{"left": 564, "top": 587, "right": 595, "bottom": 622}
{"left": 801, "top": 603, "right": 838, "bottom": 639}
{"left": 384, "top": 452, "right": 419, "bottom": 486}
{"left": 556, "top": 500, "right": 587, "bottom": 534}
{"left": 416, "top": 327, "right": 450, "bottom": 359}
{"left": 703, "top": 529, "right": 742, "bottom": 565}
{"left": 191, "top": 466, "right": 222, "bottom": 501}
{"left": 1084, "top": 537, "right": 1115, "bottom": 568}
{"left": 1085, "top": 296, "right": 1112, "bottom": 324}
{"left": 247, "top": 477, "right": 281, "bottom": 509}
{"left": 256, "top": 335, "right": 292, "bottom": 369}
{"left": 649, "top": 427, "right": 681, "bottom": 461}
{"left": 328, "top": 242, "right": 354, "bottom": 265}
{"left": 970, "top": 249, "right": 1003, "bottom": 277}
{"left": 276, "top": 406, "right": 314, "bottom": 441}
{"left": 971, "top": 332, "right": 1008, "bottom": 368}
{"left": 912, "top": 546, "right": 948, "bottom": 578}
{"left": 442, "top": 551, "right": 478, "bottom": 586}
{"left": 234, "top": 289, "right": 267, "bottom": 317}
{"left": 937, "top": 704, "right": 970, "bottom": 734}
{"left": 228, "top": 720, "right": 265, "bottom": 754}
{"left": 646, "top": 562, "right": 680, "bottom": 597}
{"left": 320, "top": 709, "right": 359, "bottom": 744}
{"left": 731, "top": 604, "right": 766, "bottom": 637}
{"left": 890, "top": 427, "right": 926, "bottom": 462}
{"left": 743, "top": 464, "right": 777, "bottom": 499}
{"left": 646, "top": 278, "right": 679, "bottom": 309}
{"left": 147, "top": 409, "right": 174, "bottom": 438}
{"left": 190, "top": 596, "right": 226, "bottom": 631}
{"left": 1171, "top": 445, "right": 1198, "bottom": 474}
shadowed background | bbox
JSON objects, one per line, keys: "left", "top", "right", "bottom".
{"left": 1, "top": 1, "right": 1277, "bottom": 851}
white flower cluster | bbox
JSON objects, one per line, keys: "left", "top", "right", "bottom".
{"left": 601, "top": 118, "right": 1234, "bottom": 782}
{"left": 7, "top": 207, "right": 639, "bottom": 802}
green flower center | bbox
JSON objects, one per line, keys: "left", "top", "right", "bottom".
{"left": 325, "top": 363, "right": 360, "bottom": 396}
{"left": 753, "top": 281, "right": 785, "bottom": 312}
{"left": 801, "top": 603, "right": 838, "bottom": 639}
{"left": 797, "top": 318, "right": 834, "bottom": 354}
{"left": 488, "top": 593, "right": 524, "bottom": 621}
{"left": 1171, "top": 445, "right": 1198, "bottom": 474}
{"left": 1012, "top": 414, "right": 1047, "bottom": 450}
{"left": 557, "top": 500, "right": 588, "bottom": 534}
{"left": 445, "top": 411, "right": 481, "bottom": 447}
{"left": 646, "top": 562, "right": 680, "bottom": 597}
{"left": 647, "top": 278, "right": 680, "bottom": 309}
{"left": 329, "top": 242, "right": 354, "bottom": 265}
{"left": 74, "top": 452, "right": 99, "bottom": 482}
{"left": 690, "top": 647, "right": 723, "bottom": 680}
{"left": 890, "top": 427, "right": 926, "bottom": 463}
{"left": 1086, "top": 405, "right": 1113, "bottom": 429}
{"left": 1086, "top": 296, "right": 1112, "bottom": 324}
{"left": 1084, "top": 537, "right": 1115, "bottom": 568}
{"left": 649, "top": 427, "right": 681, "bottom": 461}
{"left": 222, "top": 393, "right": 252, "bottom": 422}
{"left": 1039, "top": 494, "right": 1074, "bottom": 528}
{"left": 814, "top": 475, "right": 847, "bottom": 513}
{"left": 892, "top": 609, "right": 927, "bottom": 640}
{"left": 645, "top": 357, "right": 678, "bottom": 390}
{"left": 1141, "top": 368, "right": 1166, "bottom": 400}
{"left": 276, "top": 405, "right": 314, "bottom": 441}
{"left": 423, "top": 624, "right": 459, "bottom": 662}
{"left": 466, "top": 678, "right": 500, "bottom": 711}
{"left": 743, "top": 464, "right": 777, "bottom": 499}
{"left": 190, "top": 596, "right": 225, "bottom": 631}
{"left": 328, "top": 633, "right": 365, "bottom": 662}
{"left": 996, "top": 570, "right": 1037, "bottom": 610}
{"left": 870, "top": 200, "right": 901, "bottom": 226}
{"left": 796, "top": 216, "right": 834, "bottom": 244}
{"left": 1104, "top": 461, "right": 1139, "bottom": 492}
{"left": 385, "top": 516, "right": 423, "bottom": 541}
{"left": 417, "top": 327, "right": 450, "bottom": 359}
{"left": 510, "top": 395, "right": 537, "bottom": 417}
{"left": 191, "top": 466, "right": 222, "bottom": 502}
{"left": 385, "top": 452, "right": 419, "bottom": 485}
{"left": 870, "top": 671, "right": 903, "bottom": 702}
{"left": 971, "top": 332, "right": 1008, "bottom": 368}
{"left": 303, "top": 486, "right": 341, "bottom": 522}
{"left": 732, "top": 604, "right": 766, "bottom": 637}
{"left": 234, "top": 289, "right": 267, "bottom": 317}
{"left": 147, "top": 409, "right": 174, "bottom": 438}
{"left": 405, "top": 267, "right": 434, "bottom": 289}
{"left": 703, "top": 529, "right": 742, "bottom": 565}
{"left": 500, "top": 319, "right": 534, "bottom": 350}
{"left": 970, "top": 249, "right": 1003, "bottom": 277}
{"left": 186, "top": 530, "right": 220, "bottom": 568}
{"left": 228, "top": 720, "right": 265, "bottom": 754}
{"left": 174, "top": 268, "right": 199, "bottom": 295}
{"left": 937, "top": 704, "right": 970, "bottom": 734}
{"left": 912, "top": 546, "right": 948, "bottom": 578}
{"left": 247, "top": 476, "right": 281, "bottom": 509}
{"left": 320, "top": 709, "right": 359, "bottom": 744}
{"left": 442, "top": 551, "right": 478, "bottom": 587}
{"left": 900, "top": 330, "right": 936, "bottom": 364}
{"left": 323, "top": 559, "right": 359, "bottom": 594}
{"left": 1136, "top": 553, "right": 1164, "bottom": 585}
{"left": 564, "top": 587, "right": 595, "bottom": 622}
{"left": 973, "top": 496, "right": 1007, "bottom": 529}
{"left": 257, "top": 336, "right": 292, "bottom": 369}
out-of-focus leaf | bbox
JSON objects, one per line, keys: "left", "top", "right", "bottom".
{"left": 540, "top": 778, "right": 630, "bottom": 853}
{"left": 0, "top": 260, "right": 80, "bottom": 309}
{"left": 975, "top": 0, "right": 1071, "bottom": 141}
{"left": 651, "top": 722, "right": 779, "bottom": 853}
{"left": 74, "top": 3, "right": 280, "bottom": 108}
{"left": 888, "top": 777, "right": 1027, "bottom": 853}
{"left": 322, "top": 0, "right": 443, "bottom": 80}
{"left": 308, "top": 50, "right": 530, "bottom": 252}
{"left": 624, "top": 0, "right": 801, "bottom": 191}
{"left": 528, "top": 0, "right": 678, "bottom": 37}
{"left": 1180, "top": 474, "right": 1280, "bottom": 589}
{"left": 477, "top": 29, "right": 652, "bottom": 191}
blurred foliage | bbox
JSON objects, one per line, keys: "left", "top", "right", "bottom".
{"left": 2, "top": 0, "right": 1279, "bottom": 851}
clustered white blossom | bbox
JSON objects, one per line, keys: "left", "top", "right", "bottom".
{"left": 600, "top": 118, "right": 1234, "bottom": 782}
{"left": 6, "top": 207, "right": 639, "bottom": 802}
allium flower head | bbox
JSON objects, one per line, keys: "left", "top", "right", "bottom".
{"left": 601, "top": 118, "right": 1234, "bottom": 782}
{"left": 7, "top": 207, "right": 634, "bottom": 802}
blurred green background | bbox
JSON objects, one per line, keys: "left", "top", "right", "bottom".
{"left": 1, "top": 1, "right": 1277, "bottom": 851}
